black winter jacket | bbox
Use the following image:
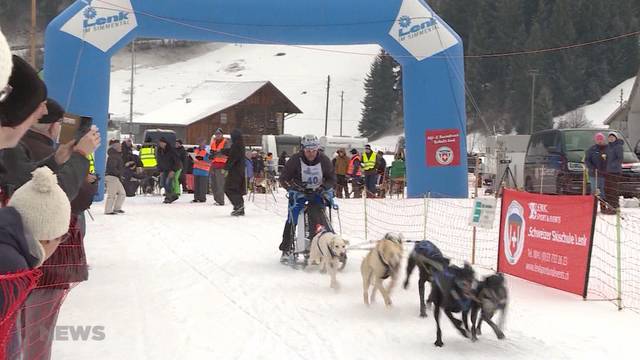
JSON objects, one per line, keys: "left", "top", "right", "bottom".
{"left": 606, "top": 140, "right": 624, "bottom": 174}
{"left": 585, "top": 144, "right": 608, "bottom": 176}
{"left": 0, "top": 131, "right": 89, "bottom": 200}
{"left": 279, "top": 151, "right": 337, "bottom": 190}
{"left": 156, "top": 146, "right": 182, "bottom": 172}
{"left": 223, "top": 130, "right": 246, "bottom": 194}
{"left": 105, "top": 148, "right": 125, "bottom": 177}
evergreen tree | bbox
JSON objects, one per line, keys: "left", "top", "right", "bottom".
{"left": 533, "top": 84, "right": 554, "bottom": 132}
{"left": 359, "top": 51, "right": 397, "bottom": 138}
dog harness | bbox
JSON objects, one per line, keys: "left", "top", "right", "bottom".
{"left": 414, "top": 240, "right": 443, "bottom": 259}
{"left": 315, "top": 230, "right": 337, "bottom": 258}
{"left": 433, "top": 269, "right": 472, "bottom": 312}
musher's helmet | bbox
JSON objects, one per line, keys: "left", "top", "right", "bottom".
{"left": 301, "top": 134, "right": 320, "bottom": 150}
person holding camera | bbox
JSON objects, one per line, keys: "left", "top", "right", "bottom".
{"left": 0, "top": 93, "right": 100, "bottom": 201}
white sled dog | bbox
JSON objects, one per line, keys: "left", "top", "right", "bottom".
{"left": 360, "top": 232, "right": 404, "bottom": 307}
{"left": 308, "top": 231, "right": 349, "bottom": 289}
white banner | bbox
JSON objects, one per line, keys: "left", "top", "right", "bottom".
{"left": 469, "top": 197, "right": 497, "bottom": 229}
{"left": 61, "top": 0, "right": 138, "bottom": 52}
{"left": 388, "top": 0, "right": 458, "bottom": 61}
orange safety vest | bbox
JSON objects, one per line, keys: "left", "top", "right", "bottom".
{"left": 209, "top": 138, "right": 228, "bottom": 167}
{"left": 193, "top": 148, "right": 211, "bottom": 172}
{"left": 348, "top": 155, "right": 362, "bottom": 177}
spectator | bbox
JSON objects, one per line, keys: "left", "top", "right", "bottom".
{"left": 389, "top": 153, "right": 406, "bottom": 196}
{"left": 348, "top": 148, "right": 363, "bottom": 198}
{"left": 105, "top": 140, "right": 126, "bottom": 215}
{"left": 1, "top": 56, "right": 46, "bottom": 151}
{"left": 122, "top": 161, "right": 144, "bottom": 197}
{"left": 121, "top": 138, "right": 138, "bottom": 166}
{"left": 175, "top": 139, "right": 189, "bottom": 192}
{"left": 252, "top": 150, "right": 265, "bottom": 178}
{"left": 362, "top": 144, "right": 378, "bottom": 197}
{"left": 376, "top": 150, "right": 387, "bottom": 197}
{"left": 0, "top": 167, "right": 71, "bottom": 319}
{"left": 0, "top": 97, "right": 99, "bottom": 201}
{"left": 278, "top": 151, "right": 288, "bottom": 175}
{"left": 157, "top": 137, "right": 182, "bottom": 204}
{"left": 333, "top": 148, "right": 349, "bottom": 198}
{"left": 0, "top": 167, "right": 70, "bottom": 266}
{"left": 585, "top": 132, "right": 607, "bottom": 207}
{"left": 245, "top": 151, "right": 254, "bottom": 192}
{"left": 209, "top": 128, "right": 229, "bottom": 206}
{"left": 265, "top": 152, "right": 276, "bottom": 178}
{"left": 223, "top": 129, "right": 246, "bottom": 216}
{"left": 603, "top": 132, "right": 624, "bottom": 214}
{"left": 191, "top": 138, "right": 211, "bottom": 203}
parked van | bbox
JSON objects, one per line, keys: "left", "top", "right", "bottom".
{"left": 319, "top": 136, "right": 368, "bottom": 157}
{"left": 523, "top": 129, "right": 640, "bottom": 196}
{"left": 142, "top": 129, "right": 177, "bottom": 145}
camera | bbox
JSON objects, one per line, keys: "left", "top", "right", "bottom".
{"left": 59, "top": 113, "right": 93, "bottom": 144}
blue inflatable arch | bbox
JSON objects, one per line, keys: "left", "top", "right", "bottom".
{"left": 45, "top": 0, "right": 467, "bottom": 199}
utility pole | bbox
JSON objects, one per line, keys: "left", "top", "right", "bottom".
{"left": 528, "top": 69, "right": 540, "bottom": 135}
{"left": 30, "top": 0, "right": 37, "bottom": 67}
{"left": 324, "top": 75, "right": 331, "bottom": 136}
{"left": 339, "top": 91, "right": 344, "bottom": 137}
{"left": 129, "top": 41, "right": 136, "bottom": 137}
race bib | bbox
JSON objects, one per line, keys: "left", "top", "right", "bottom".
{"left": 301, "top": 161, "right": 323, "bottom": 189}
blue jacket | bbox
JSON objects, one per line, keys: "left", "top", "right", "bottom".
{"left": 0, "top": 207, "right": 42, "bottom": 274}
{"left": 585, "top": 145, "right": 608, "bottom": 176}
{"left": 605, "top": 140, "right": 624, "bottom": 174}
{"left": 245, "top": 158, "right": 254, "bottom": 180}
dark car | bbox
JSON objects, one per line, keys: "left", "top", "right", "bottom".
{"left": 524, "top": 129, "right": 640, "bottom": 196}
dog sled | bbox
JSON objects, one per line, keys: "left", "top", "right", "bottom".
{"left": 284, "top": 188, "right": 347, "bottom": 270}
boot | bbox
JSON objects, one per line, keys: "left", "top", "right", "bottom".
{"left": 280, "top": 251, "right": 291, "bottom": 264}
{"left": 231, "top": 206, "right": 245, "bottom": 216}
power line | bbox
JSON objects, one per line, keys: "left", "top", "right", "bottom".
{"left": 91, "top": 0, "right": 640, "bottom": 60}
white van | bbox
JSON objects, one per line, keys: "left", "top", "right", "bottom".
{"left": 319, "top": 136, "right": 369, "bottom": 157}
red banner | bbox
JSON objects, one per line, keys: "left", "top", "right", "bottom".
{"left": 498, "top": 189, "right": 596, "bottom": 297}
{"left": 425, "top": 129, "right": 460, "bottom": 167}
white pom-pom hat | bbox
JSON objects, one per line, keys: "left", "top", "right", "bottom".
{"left": 9, "top": 167, "right": 71, "bottom": 241}
{"left": 0, "top": 26, "right": 12, "bottom": 91}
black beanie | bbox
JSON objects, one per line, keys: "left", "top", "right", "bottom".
{"left": 39, "top": 98, "right": 64, "bottom": 124}
{"left": 0, "top": 56, "right": 47, "bottom": 127}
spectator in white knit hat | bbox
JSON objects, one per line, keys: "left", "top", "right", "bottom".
{"left": 0, "top": 167, "right": 71, "bottom": 273}
{"left": 0, "top": 167, "right": 70, "bottom": 360}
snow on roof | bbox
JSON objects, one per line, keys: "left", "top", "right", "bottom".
{"left": 133, "top": 80, "right": 268, "bottom": 126}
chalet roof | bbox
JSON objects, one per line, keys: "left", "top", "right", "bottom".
{"left": 133, "top": 80, "right": 301, "bottom": 126}
{"left": 604, "top": 68, "right": 640, "bottom": 125}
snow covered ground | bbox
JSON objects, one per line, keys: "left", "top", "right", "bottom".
{"left": 52, "top": 195, "right": 637, "bottom": 360}
{"left": 109, "top": 43, "right": 379, "bottom": 137}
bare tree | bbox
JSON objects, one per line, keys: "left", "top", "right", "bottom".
{"left": 556, "top": 109, "right": 591, "bottom": 129}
